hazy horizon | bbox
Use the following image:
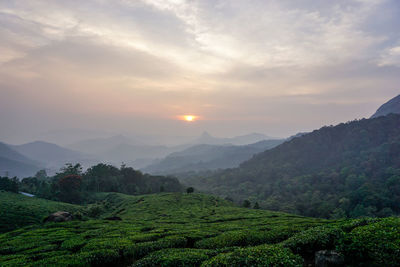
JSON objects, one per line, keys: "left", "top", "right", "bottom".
{"left": 1, "top": 0, "right": 400, "bottom": 144}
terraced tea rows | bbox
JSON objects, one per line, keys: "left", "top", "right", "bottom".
{"left": 0, "top": 192, "right": 399, "bottom": 266}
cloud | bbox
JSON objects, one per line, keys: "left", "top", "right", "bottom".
{"left": 0, "top": 0, "right": 399, "bottom": 142}
{"left": 378, "top": 45, "right": 400, "bottom": 67}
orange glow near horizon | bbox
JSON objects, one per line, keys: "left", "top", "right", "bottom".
{"left": 178, "top": 115, "right": 199, "bottom": 122}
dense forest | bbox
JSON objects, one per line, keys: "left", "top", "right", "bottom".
{"left": 185, "top": 114, "right": 400, "bottom": 219}
{"left": 0, "top": 163, "right": 182, "bottom": 204}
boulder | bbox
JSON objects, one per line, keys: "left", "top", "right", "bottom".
{"left": 315, "top": 250, "right": 344, "bottom": 267}
{"left": 44, "top": 211, "right": 73, "bottom": 223}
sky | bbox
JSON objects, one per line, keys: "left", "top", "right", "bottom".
{"left": 0, "top": 0, "right": 399, "bottom": 144}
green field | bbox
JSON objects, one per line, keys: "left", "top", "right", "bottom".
{"left": 0, "top": 191, "right": 399, "bottom": 266}
{"left": 0, "top": 191, "right": 82, "bottom": 233}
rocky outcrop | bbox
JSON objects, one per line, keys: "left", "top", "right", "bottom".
{"left": 44, "top": 211, "right": 73, "bottom": 223}
{"left": 315, "top": 250, "right": 344, "bottom": 267}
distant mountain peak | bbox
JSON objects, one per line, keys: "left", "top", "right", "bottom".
{"left": 200, "top": 131, "right": 212, "bottom": 137}
{"left": 371, "top": 94, "right": 400, "bottom": 118}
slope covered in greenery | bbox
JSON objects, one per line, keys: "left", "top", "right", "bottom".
{"left": 1, "top": 191, "right": 399, "bottom": 266}
{"left": 186, "top": 114, "right": 400, "bottom": 218}
{"left": 0, "top": 191, "right": 82, "bottom": 233}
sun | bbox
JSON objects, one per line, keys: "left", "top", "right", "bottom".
{"left": 179, "top": 115, "right": 198, "bottom": 122}
{"left": 184, "top": 115, "right": 195, "bottom": 122}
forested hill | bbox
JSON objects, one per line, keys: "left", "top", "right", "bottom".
{"left": 188, "top": 114, "right": 400, "bottom": 218}
{"left": 242, "top": 113, "right": 400, "bottom": 174}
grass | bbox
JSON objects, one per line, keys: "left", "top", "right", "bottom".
{"left": 0, "top": 191, "right": 399, "bottom": 266}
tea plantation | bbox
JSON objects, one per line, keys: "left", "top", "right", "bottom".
{"left": 0, "top": 191, "right": 399, "bottom": 266}
{"left": 0, "top": 191, "right": 82, "bottom": 233}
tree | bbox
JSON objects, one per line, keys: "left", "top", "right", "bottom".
{"left": 84, "top": 163, "right": 121, "bottom": 192}
{"left": 243, "top": 200, "right": 251, "bottom": 208}
{"left": 58, "top": 175, "right": 82, "bottom": 203}
{"left": 253, "top": 202, "right": 260, "bottom": 209}
{"left": 186, "top": 187, "right": 194, "bottom": 194}
{"left": 55, "top": 163, "right": 82, "bottom": 181}
{"left": 34, "top": 170, "right": 48, "bottom": 180}
{"left": 0, "top": 177, "right": 18, "bottom": 193}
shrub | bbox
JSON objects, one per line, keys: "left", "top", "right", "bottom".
{"left": 61, "top": 237, "right": 87, "bottom": 252}
{"left": 280, "top": 225, "right": 344, "bottom": 257}
{"left": 79, "top": 249, "right": 121, "bottom": 266}
{"left": 338, "top": 218, "right": 400, "bottom": 266}
{"left": 132, "top": 248, "right": 217, "bottom": 267}
{"left": 186, "top": 187, "right": 195, "bottom": 194}
{"left": 125, "top": 236, "right": 187, "bottom": 260}
{"left": 0, "top": 255, "right": 31, "bottom": 266}
{"left": 86, "top": 204, "right": 104, "bottom": 218}
{"left": 33, "top": 254, "right": 86, "bottom": 267}
{"left": 195, "top": 228, "right": 296, "bottom": 249}
{"left": 201, "top": 245, "right": 302, "bottom": 267}
{"left": 242, "top": 200, "right": 251, "bottom": 208}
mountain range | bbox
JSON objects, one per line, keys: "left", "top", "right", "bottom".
{"left": 143, "top": 139, "right": 284, "bottom": 175}
{"left": 65, "top": 132, "right": 274, "bottom": 169}
{"left": 0, "top": 132, "right": 276, "bottom": 177}
{"left": 2, "top": 94, "right": 398, "bottom": 180}
{"left": 9, "top": 141, "right": 93, "bottom": 169}
{"left": 0, "top": 142, "right": 42, "bottom": 177}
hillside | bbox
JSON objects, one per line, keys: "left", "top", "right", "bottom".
{"left": 0, "top": 142, "right": 42, "bottom": 177}
{"left": 191, "top": 132, "right": 273, "bottom": 146}
{"left": 10, "top": 141, "right": 95, "bottom": 170}
{"left": 0, "top": 191, "right": 82, "bottom": 233}
{"left": 186, "top": 114, "right": 400, "bottom": 218}
{"left": 371, "top": 94, "right": 400, "bottom": 118}
{"left": 0, "top": 191, "right": 399, "bottom": 266}
{"left": 144, "top": 139, "right": 283, "bottom": 175}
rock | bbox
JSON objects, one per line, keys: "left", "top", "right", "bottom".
{"left": 44, "top": 211, "right": 73, "bottom": 223}
{"left": 104, "top": 216, "right": 122, "bottom": 221}
{"left": 315, "top": 250, "right": 344, "bottom": 267}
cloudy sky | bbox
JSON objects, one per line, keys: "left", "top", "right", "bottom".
{"left": 0, "top": 0, "right": 399, "bottom": 144}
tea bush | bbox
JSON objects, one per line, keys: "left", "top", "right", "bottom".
{"left": 201, "top": 244, "right": 303, "bottom": 267}
{"left": 132, "top": 248, "right": 217, "bottom": 267}
{"left": 195, "top": 228, "right": 296, "bottom": 249}
{"left": 338, "top": 217, "right": 400, "bottom": 266}
{"left": 1, "top": 192, "right": 398, "bottom": 266}
{"left": 280, "top": 225, "right": 344, "bottom": 257}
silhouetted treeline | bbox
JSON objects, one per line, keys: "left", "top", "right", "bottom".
{"left": 188, "top": 114, "right": 400, "bottom": 219}
{"left": 9, "top": 163, "right": 182, "bottom": 203}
